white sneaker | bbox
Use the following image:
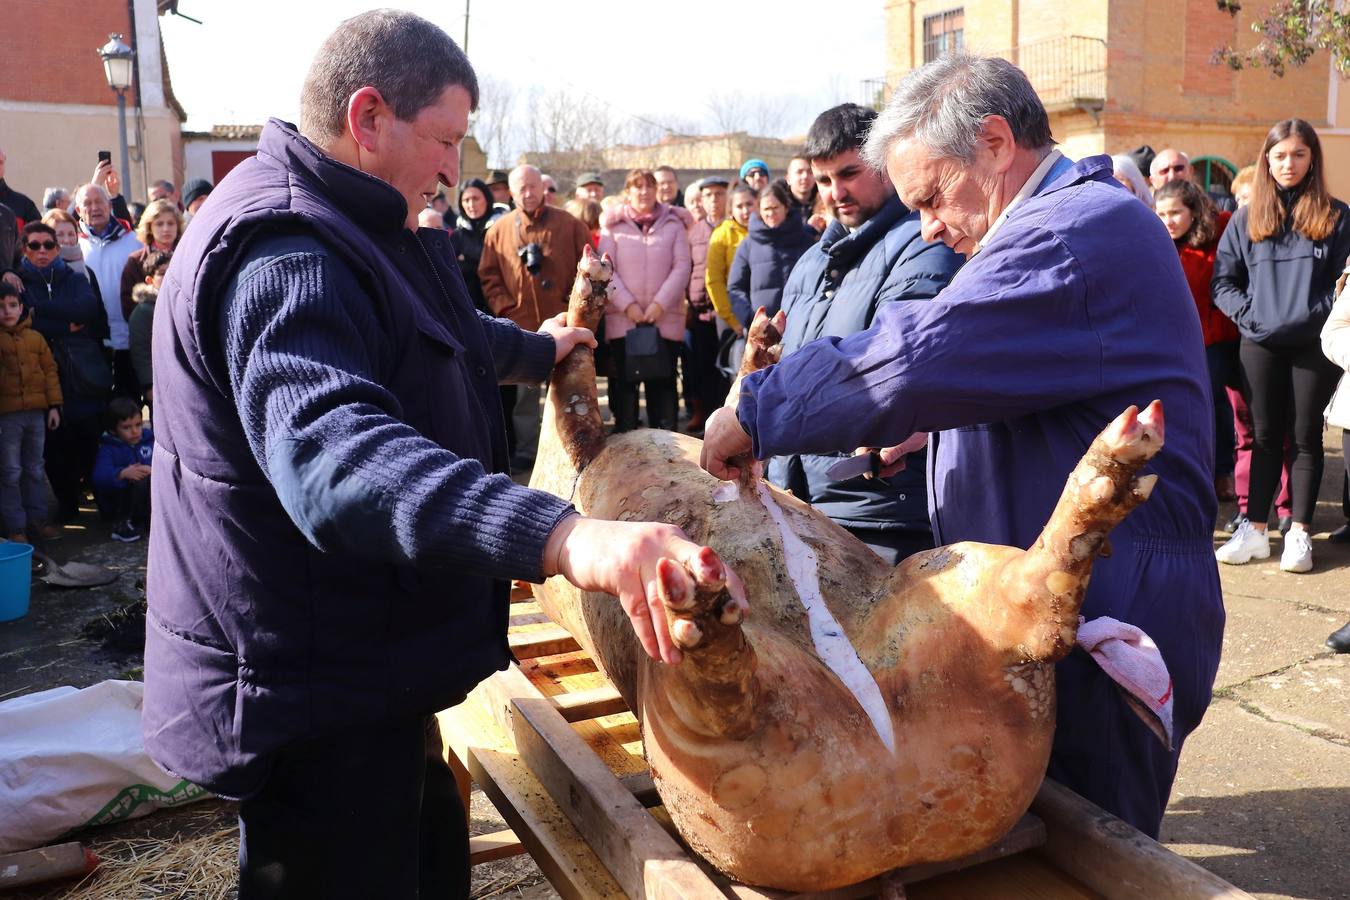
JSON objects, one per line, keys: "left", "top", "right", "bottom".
{"left": 1216, "top": 519, "right": 1270, "bottom": 565}
{"left": 1280, "top": 528, "right": 1314, "bottom": 573}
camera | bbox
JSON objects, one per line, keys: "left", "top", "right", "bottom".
{"left": 517, "top": 242, "right": 544, "bottom": 275}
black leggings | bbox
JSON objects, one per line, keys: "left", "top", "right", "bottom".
{"left": 1240, "top": 338, "right": 1341, "bottom": 524}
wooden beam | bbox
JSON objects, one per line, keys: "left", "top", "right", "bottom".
{"left": 511, "top": 696, "right": 724, "bottom": 899}
{"left": 553, "top": 684, "right": 629, "bottom": 722}
{"left": 1031, "top": 778, "right": 1255, "bottom": 899}
{"left": 509, "top": 625, "right": 581, "bottom": 659}
{"left": 469, "top": 828, "right": 526, "bottom": 865}
{"left": 0, "top": 842, "right": 97, "bottom": 890}
{"left": 466, "top": 744, "right": 627, "bottom": 899}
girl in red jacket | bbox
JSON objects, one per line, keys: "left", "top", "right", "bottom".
{"left": 1154, "top": 179, "right": 1240, "bottom": 504}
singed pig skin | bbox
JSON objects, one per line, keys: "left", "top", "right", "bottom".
{"left": 526, "top": 252, "right": 1161, "bottom": 890}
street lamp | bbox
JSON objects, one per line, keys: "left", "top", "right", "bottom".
{"left": 98, "top": 33, "right": 135, "bottom": 202}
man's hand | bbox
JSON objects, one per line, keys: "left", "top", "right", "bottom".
{"left": 700, "top": 407, "right": 756, "bottom": 482}
{"left": 538, "top": 311, "right": 596, "bottom": 365}
{"left": 46, "top": 409, "right": 60, "bottom": 431}
{"left": 544, "top": 514, "right": 748, "bottom": 665}
{"left": 643, "top": 302, "right": 662, "bottom": 324}
{"left": 624, "top": 304, "right": 645, "bottom": 325}
{"left": 853, "top": 432, "right": 929, "bottom": 479}
{"left": 92, "top": 160, "right": 121, "bottom": 198}
{"left": 119, "top": 463, "right": 151, "bottom": 483}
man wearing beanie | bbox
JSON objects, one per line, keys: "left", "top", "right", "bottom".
{"left": 739, "top": 158, "right": 769, "bottom": 193}
{"left": 181, "top": 178, "right": 213, "bottom": 218}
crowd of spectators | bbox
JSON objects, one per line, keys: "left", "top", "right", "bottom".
{"left": 430, "top": 113, "right": 1350, "bottom": 646}
{"left": 4, "top": 106, "right": 1350, "bottom": 652}
{"left": 0, "top": 151, "right": 208, "bottom": 544}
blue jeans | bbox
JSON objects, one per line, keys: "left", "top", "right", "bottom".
{"left": 0, "top": 409, "right": 49, "bottom": 534}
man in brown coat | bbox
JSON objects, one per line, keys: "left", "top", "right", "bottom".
{"left": 479, "top": 164, "right": 590, "bottom": 468}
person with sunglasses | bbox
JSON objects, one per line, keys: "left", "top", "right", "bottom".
{"left": 16, "top": 222, "right": 109, "bottom": 524}
{"left": 1150, "top": 147, "right": 1237, "bottom": 212}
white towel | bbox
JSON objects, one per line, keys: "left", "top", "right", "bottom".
{"left": 1076, "top": 616, "right": 1175, "bottom": 750}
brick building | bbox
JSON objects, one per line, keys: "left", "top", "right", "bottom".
{"left": 879, "top": 0, "right": 1350, "bottom": 198}
{"left": 0, "top": 0, "right": 184, "bottom": 208}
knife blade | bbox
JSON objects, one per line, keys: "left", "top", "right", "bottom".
{"left": 825, "top": 451, "right": 881, "bottom": 481}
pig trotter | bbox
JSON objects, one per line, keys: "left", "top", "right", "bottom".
{"left": 723, "top": 308, "right": 787, "bottom": 412}
{"left": 549, "top": 247, "right": 614, "bottom": 471}
{"left": 652, "top": 548, "right": 759, "bottom": 740}
{"left": 1007, "top": 401, "right": 1164, "bottom": 662}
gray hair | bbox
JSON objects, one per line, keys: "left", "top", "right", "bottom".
{"left": 42, "top": 187, "right": 69, "bottom": 210}
{"left": 72, "top": 183, "right": 110, "bottom": 206}
{"left": 1110, "top": 154, "right": 1153, "bottom": 203}
{"left": 862, "top": 52, "right": 1054, "bottom": 168}
{"left": 300, "top": 9, "right": 478, "bottom": 143}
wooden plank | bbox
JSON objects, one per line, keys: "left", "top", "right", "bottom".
{"left": 511, "top": 696, "right": 724, "bottom": 900}
{"left": 510, "top": 624, "right": 581, "bottom": 659}
{"left": 905, "top": 852, "right": 1102, "bottom": 899}
{"left": 554, "top": 684, "right": 629, "bottom": 722}
{"left": 0, "top": 842, "right": 97, "bottom": 890}
{"left": 469, "top": 828, "right": 526, "bottom": 865}
{"left": 440, "top": 695, "right": 626, "bottom": 900}
{"left": 1031, "top": 778, "right": 1255, "bottom": 900}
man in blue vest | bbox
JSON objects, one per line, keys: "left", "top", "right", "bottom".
{"left": 144, "top": 11, "right": 727, "bottom": 898}
{"left": 702, "top": 52, "right": 1223, "bottom": 839}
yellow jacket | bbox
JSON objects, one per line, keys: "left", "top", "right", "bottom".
{"left": 704, "top": 218, "right": 748, "bottom": 330}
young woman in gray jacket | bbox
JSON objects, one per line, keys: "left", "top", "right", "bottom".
{"left": 1213, "top": 118, "right": 1350, "bottom": 574}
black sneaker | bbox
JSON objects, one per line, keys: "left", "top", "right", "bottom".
{"left": 111, "top": 519, "right": 142, "bottom": 543}
{"left": 1221, "top": 512, "right": 1247, "bottom": 534}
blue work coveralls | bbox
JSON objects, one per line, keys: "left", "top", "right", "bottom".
{"left": 736, "top": 154, "right": 1225, "bottom": 836}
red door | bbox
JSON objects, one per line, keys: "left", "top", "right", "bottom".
{"left": 211, "top": 150, "right": 256, "bottom": 183}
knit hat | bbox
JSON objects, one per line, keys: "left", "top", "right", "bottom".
{"left": 739, "top": 159, "right": 769, "bottom": 179}
{"left": 182, "top": 178, "right": 213, "bottom": 209}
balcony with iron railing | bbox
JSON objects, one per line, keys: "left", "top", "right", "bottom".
{"left": 862, "top": 35, "right": 1107, "bottom": 115}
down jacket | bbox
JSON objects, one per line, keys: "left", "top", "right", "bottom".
{"left": 726, "top": 210, "right": 817, "bottom": 327}
{"left": 598, "top": 203, "right": 691, "bottom": 342}
{"left": 0, "top": 314, "right": 62, "bottom": 414}
{"left": 766, "top": 193, "right": 963, "bottom": 533}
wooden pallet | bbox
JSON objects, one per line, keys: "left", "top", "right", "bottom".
{"left": 438, "top": 589, "right": 1253, "bottom": 899}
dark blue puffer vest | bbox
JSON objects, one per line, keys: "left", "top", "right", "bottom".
{"left": 143, "top": 120, "right": 515, "bottom": 798}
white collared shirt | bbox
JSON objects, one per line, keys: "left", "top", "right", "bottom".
{"left": 973, "top": 149, "right": 1064, "bottom": 255}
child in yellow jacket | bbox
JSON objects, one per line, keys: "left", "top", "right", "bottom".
{"left": 0, "top": 280, "right": 62, "bottom": 542}
{"left": 704, "top": 185, "right": 756, "bottom": 333}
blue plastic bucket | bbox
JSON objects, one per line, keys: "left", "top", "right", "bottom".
{"left": 0, "top": 542, "right": 34, "bottom": 622}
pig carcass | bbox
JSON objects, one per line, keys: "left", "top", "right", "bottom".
{"left": 527, "top": 250, "right": 1164, "bottom": 891}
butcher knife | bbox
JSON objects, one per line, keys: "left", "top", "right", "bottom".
{"left": 825, "top": 450, "right": 881, "bottom": 481}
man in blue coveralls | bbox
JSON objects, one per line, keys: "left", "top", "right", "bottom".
{"left": 701, "top": 52, "right": 1224, "bottom": 837}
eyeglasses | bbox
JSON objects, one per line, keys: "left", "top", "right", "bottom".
{"left": 25, "top": 240, "right": 57, "bottom": 251}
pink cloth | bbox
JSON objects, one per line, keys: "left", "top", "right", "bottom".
{"left": 598, "top": 202, "right": 691, "bottom": 343}
{"left": 1076, "top": 616, "right": 1175, "bottom": 750}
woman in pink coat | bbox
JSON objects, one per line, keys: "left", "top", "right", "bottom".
{"left": 598, "top": 169, "right": 692, "bottom": 432}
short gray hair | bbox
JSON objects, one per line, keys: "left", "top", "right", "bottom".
{"left": 300, "top": 9, "right": 479, "bottom": 143}
{"left": 862, "top": 53, "right": 1054, "bottom": 168}
{"left": 72, "top": 183, "right": 110, "bottom": 206}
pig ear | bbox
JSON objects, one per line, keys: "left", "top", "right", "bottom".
{"left": 581, "top": 244, "right": 593, "bottom": 262}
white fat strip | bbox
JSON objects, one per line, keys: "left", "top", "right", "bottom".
{"left": 712, "top": 480, "right": 740, "bottom": 503}
{"left": 755, "top": 481, "right": 896, "bottom": 753}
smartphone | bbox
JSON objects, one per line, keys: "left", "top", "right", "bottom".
{"left": 97, "top": 150, "right": 111, "bottom": 164}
